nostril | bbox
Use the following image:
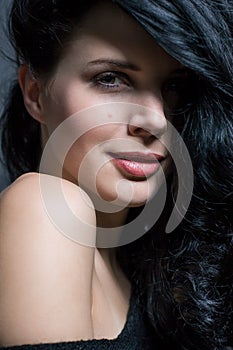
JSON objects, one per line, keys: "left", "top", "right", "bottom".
{"left": 128, "top": 112, "right": 167, "bottom": 139}
{"left": 128, "top": 124, "right": 153, "bottom": 137}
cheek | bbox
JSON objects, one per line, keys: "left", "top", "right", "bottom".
{"left": 43, "top": 82, "right": 103, "bottom": 133}
{"left": 61, "top": 126, "right": 112, "bottom": 180}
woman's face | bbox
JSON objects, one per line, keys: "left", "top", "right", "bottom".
{"left": 38, "top": 1, "right": 188, "bottom": 208}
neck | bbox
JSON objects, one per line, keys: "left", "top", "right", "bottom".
{"left": 95, "top": 207, "right": 128, "bottom": 272}
{"left": 96, "top": 207, "right": 129, "bottom": 228}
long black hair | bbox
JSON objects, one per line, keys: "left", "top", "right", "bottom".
{"left": 1, "top": 0, "right": 233, "bottom": 349}
{"left": 115, "top": 1, "right": 233, "bottom": 349}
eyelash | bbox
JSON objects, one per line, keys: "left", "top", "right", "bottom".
{"left": 91, "top": 72, "right": 131, "bottom": 92}
{"left": 90, "top": 71, "right": 193, "bottom": 110}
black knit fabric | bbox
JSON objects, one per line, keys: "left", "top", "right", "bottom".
{"left": 0, "top": 288, "right": 156, "bottom": 350}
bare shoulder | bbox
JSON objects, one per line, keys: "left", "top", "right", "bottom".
{"left": 0, "top": 172, "right": 96, "bottom": 248}
{"left": 0, "top": 173, "right": 96, "bottom": 346}
{"left": 1, "top": 172, "right": 96, "bottom": 220}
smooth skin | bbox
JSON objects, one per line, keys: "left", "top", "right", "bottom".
{"left": 0, "top": 1, "right": 188, "bottom": 346}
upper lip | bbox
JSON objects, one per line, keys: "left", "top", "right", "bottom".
{"left": 109, "top": 152, "right": 165, "bottom": 163}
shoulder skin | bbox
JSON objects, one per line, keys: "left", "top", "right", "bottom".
{"left": 0, "top": 172, "right": 96, "bottom": 346}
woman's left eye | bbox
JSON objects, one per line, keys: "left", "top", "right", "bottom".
{"left": 91, "top": 72, "right": 130, "bottom": 91}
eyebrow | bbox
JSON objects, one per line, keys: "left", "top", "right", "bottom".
{"left": 86, "top": 59, "right": 141, "bottom": 71}
{"left": 86, "top": 59, "right": 189, "bottom": 77}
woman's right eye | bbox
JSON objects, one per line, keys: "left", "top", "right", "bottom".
{"left": 162, "top": 75, "right": 195, "bottom": 114}
{"left": 91, "top": 72, "right": 131, "bottom": 92}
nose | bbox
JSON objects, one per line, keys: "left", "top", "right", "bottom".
{"left": 128, "top": 93, "right": 167, "bottom": 139}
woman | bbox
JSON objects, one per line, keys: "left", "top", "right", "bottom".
{"left": 0, "top": 0, "right": 232, "bottom": 349}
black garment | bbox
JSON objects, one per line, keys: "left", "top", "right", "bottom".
{"left": 0, "top": 287, "right": 156, "bottom": 350}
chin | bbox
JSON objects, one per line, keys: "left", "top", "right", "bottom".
{"left": 96, "top": 185, "right": 157, "bottom": 208}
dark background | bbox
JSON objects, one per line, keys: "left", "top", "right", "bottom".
{"left": 0, "top": 0, "right": 15, "bottom": 191}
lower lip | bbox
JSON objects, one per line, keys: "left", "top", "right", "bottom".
{"left": 112, "top": 158, "right": 160, "bottom": 178}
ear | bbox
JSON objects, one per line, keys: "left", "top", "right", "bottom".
{"left": 18, "top": 65, "right": 45, "bottom": 124}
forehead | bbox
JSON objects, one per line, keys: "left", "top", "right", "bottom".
{"left": 59, "top": 1, "right": 182, "bottom": 73}
{"left": 79, "top": 2, "right": 153, "bottom": 48}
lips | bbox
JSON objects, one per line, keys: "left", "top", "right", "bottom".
{"left": 109, "top": 152, "right": 165, "bottom": 178}
{"left": 109, "top": 152, "right": 165, "bottom": 162}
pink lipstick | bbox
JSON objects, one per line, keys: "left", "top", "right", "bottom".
{"left": 109, "top": 152, "right": 165, "bottom": 178}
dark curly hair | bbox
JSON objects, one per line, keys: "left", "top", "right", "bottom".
{"left": 1, "top": 0, "right": 233, "bottom": 349}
